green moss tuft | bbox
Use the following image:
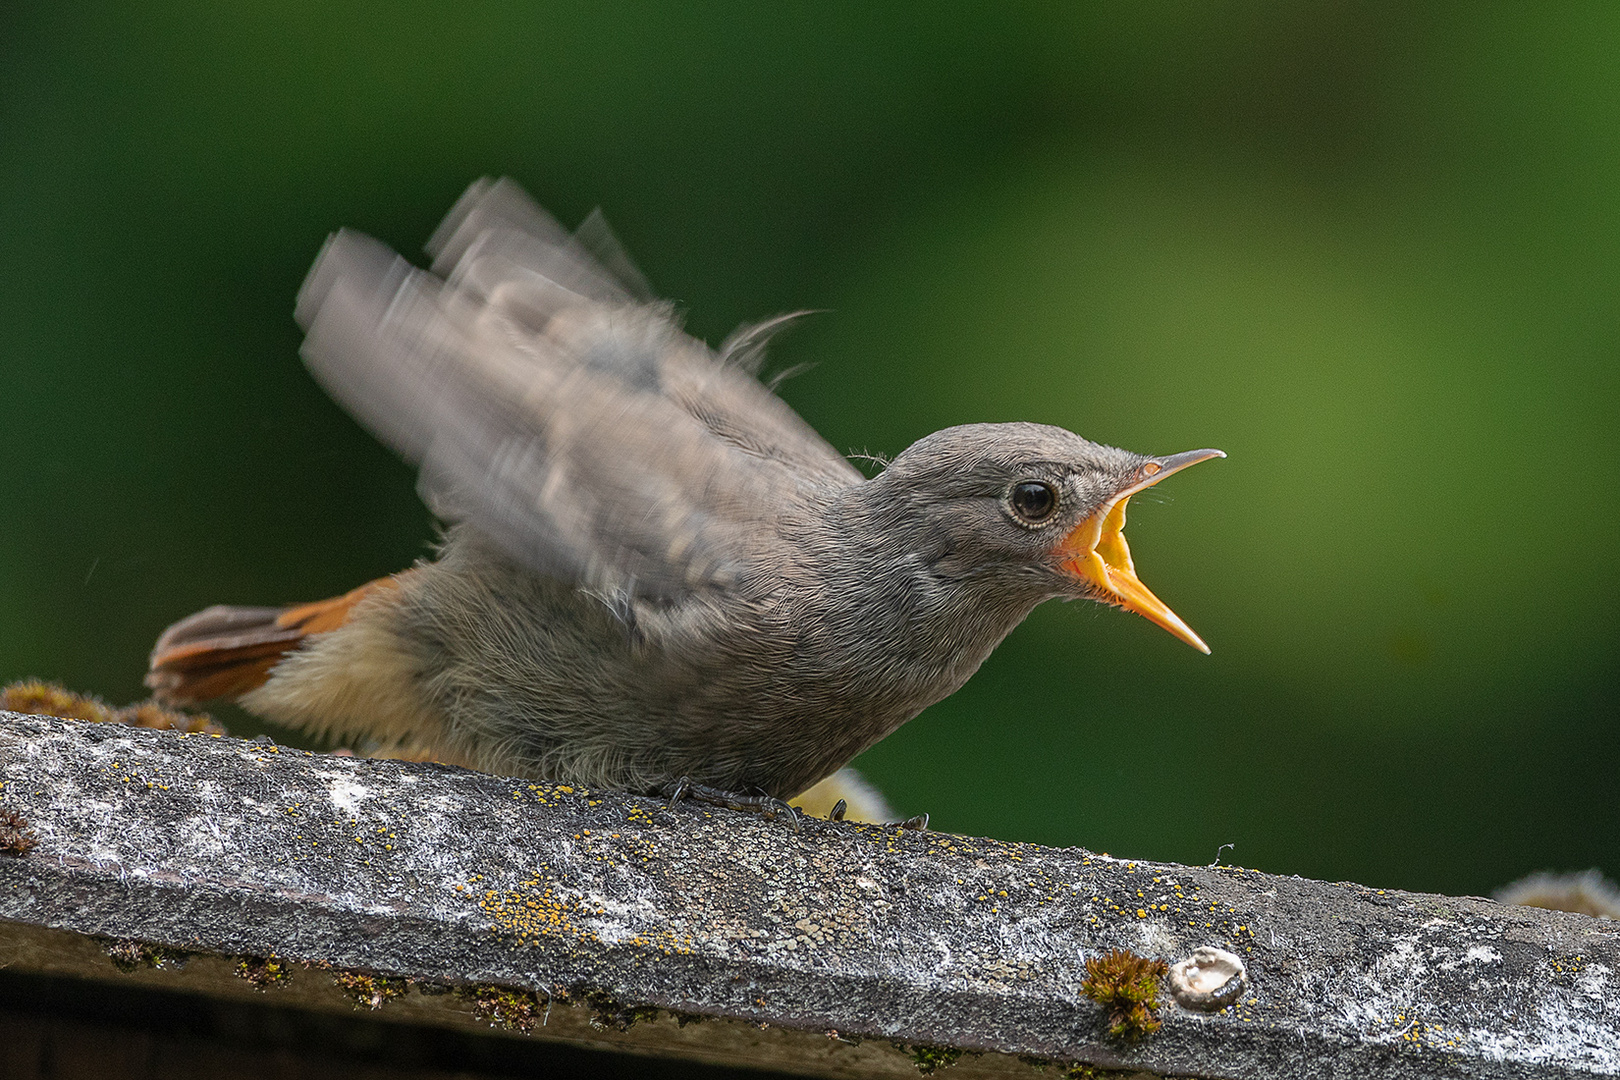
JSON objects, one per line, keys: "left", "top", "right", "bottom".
{"left": 457, "top": 985, "right": 547, "bottom": 1033}
{"left": 1, "top": 680, "right": 118, "bottom": 723}
{"left": 1, "top": 679, "right": 223, "bottom": 734}
{"left": 234, "top": 954, "right": 291, "bottom": 990}
{"left": 0, "top": 808, "right": 38, "bottom": 856}
{"left": 584, "top": 990, "right": 660, "bottom": 1031}
{"left": 333, "top": 970, "right": 409, "bottom": 1009}
{"left": 907, "top": 1043, "right": 964, "bottom": 1074}
{"left": 1079, "top": 948, "right": 1169, "bottom": 1040}
{"left": 101, "top": 938, "right": 188, "bottom": 973}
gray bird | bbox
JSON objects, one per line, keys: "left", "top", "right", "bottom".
{"left": 148, "top": 178, "right": 1222, "bottom": 807}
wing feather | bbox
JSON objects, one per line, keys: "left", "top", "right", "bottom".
{"left": 295, "top": 177, "right": 859, "bottom": 598}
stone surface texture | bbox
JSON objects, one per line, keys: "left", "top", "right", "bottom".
{"left": 0, "top": 712, "right": 1615, "bottom": 1079}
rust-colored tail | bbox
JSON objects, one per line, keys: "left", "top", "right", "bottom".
{"left": 146, "top": 578, "right": 399, "bottom": 705}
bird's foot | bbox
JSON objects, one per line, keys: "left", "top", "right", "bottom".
{"left": 664, "top": 778, "right": 802, "bottom": 832}
{"left": 822, "top": 796, "right": 925, "bottom": 829}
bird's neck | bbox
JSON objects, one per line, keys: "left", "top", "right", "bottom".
{"left": 793, "top": 483, "right": 1048, "bottom": 708}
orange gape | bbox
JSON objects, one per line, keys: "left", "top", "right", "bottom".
{"left": 146, "top": 576, "right": 403, "bottom": 705}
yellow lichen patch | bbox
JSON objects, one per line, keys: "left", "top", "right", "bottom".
{"left": 1361, "top": 1012, "right": 1463, "bottom": 1050}
{"left": 480, "top": 882, "right": 606, "bottom": 948}
{"left": 625, "top": 802, "right": 659, "bottom": 828}
{"left": 622, "top": 926, "right": 699, "bottom": 957}
{"left": 1549, "top": 955, "right": 1587, "bottom": 974}
{"left": 518, "top": 781, "right": 600, "bottom": 811}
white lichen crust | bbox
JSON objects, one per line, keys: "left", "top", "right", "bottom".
{"left": 1, "top": 712, "right": 1617, "bottom": 1080}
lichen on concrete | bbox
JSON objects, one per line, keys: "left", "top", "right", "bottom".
{"left": 0, "top": 711, "right": 1616, "bottom": 1079}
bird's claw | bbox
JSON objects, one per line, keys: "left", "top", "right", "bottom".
{"left": 663, "top": 777, "right": 802, "bottom": 833}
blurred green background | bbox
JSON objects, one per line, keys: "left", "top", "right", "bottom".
{"left": 2, "top": 3, "right": 1615, "bottom": 898}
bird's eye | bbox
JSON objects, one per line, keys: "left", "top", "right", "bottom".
{"left": 1008, "top": 480, "right": 1058, "bottom": 523}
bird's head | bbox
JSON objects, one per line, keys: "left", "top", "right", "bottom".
{"left": 860, "top": 422, "right": 1223, "bottom": 652}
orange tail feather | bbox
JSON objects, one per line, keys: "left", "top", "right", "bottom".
{"left": 146, "top": 578, "right": 400, "bottom": 705}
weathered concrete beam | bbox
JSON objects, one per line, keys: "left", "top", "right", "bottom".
{"left": 0, "top": 712, "right": 1614, "bottom": 1079}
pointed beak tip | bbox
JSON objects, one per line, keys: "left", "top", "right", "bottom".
{"left": 1161, "top": 447, "right": 1226, "bottom": 468}
{"left": 1163, "top": 618, "right": 1212, "bottom": 655}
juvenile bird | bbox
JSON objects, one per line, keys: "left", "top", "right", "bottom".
{"left": 147, "top": 178, "right": 1222, "bottom": 804}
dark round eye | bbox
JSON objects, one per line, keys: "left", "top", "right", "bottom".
{"left": 1009, "top": 480, "right": 1057, "bottom": 523}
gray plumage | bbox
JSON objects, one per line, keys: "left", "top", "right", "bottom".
{"left": 157, "top": 177, "right": 1220, "bottom": 800}
{"left": 298, "top": 177, "right": 858, "bottom": 600}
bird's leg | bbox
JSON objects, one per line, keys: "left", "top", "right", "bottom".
{"left": 663, "top": 778, "right": 802, "bottom": 832}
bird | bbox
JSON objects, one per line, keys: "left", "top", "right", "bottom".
{"left": 146, "top": 177, "right": 1223, "bottom": 809}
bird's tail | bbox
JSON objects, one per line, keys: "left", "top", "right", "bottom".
{"left": 146, "top": 579, "right": 399, "bottom": 705}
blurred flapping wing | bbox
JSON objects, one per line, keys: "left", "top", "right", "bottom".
{"left": 296, "top": 178, "right": 859, "bottom": 598}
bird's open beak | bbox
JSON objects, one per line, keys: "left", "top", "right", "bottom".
{"left": 1056, "top": 448, "right": 1225, "bottom": 654}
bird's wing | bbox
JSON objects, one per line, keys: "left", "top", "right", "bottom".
{"left": 295, "top": 177, "right": 860, "bottom": 598}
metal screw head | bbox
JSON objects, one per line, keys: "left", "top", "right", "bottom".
{"left": 1168, "top": 946, "right": 1248, "bottom": 1011}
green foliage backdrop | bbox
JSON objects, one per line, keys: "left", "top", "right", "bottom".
{"left": 3, "top": 3, "right": 1615, "bottom": 896}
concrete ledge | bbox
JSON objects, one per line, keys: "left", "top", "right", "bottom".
{"left": 0, "top": 711, "right": 1615, "bottom": 1078}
